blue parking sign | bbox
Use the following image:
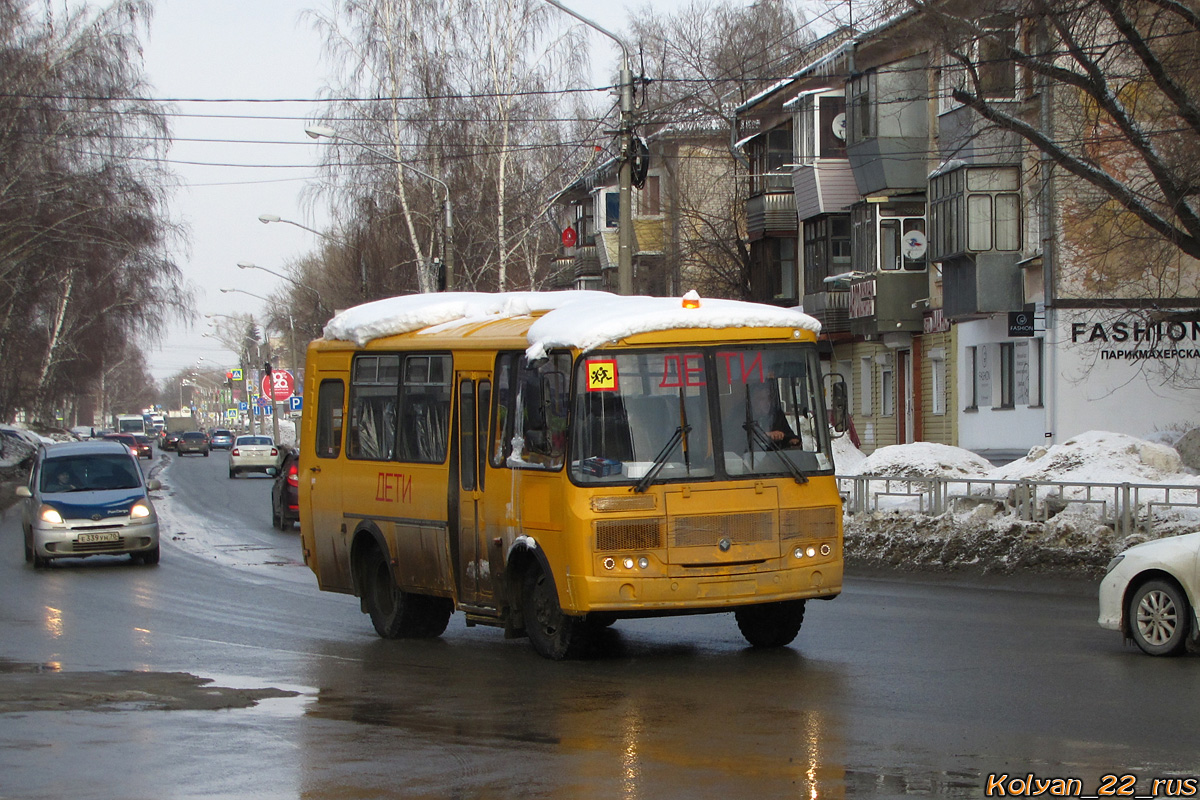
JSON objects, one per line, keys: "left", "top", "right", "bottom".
{"left": 288, "top": 395, "right": 303, "bottom": 412}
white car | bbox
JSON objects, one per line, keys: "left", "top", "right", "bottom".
{"left": 228, "top": 435, "right": 279, "bottom": 478}
{"left": 1098, "top": 532, "right": 1199, "bottom": 655}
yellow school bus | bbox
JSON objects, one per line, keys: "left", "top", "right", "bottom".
{"left": 299, "top": 291, "right": 845, "bottom": 659}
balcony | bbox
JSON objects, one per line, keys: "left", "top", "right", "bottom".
{"left": 847, "top": 271, "right": 927, "bottom": 337}
{"left": 802, "top": 289, "right": 850, "bottom": 334}
{"left": 794, "top": 161, "right": 858, "bottom": 220}
{"left": 747, "top": 191, "right": 798, "bottom": 239}
{"left": 942, "top": 252, "right": 1023, "bottom": 320}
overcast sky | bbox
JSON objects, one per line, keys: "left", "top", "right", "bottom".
{"left": 139, "top": 0, "right": 648, "bottom": 382}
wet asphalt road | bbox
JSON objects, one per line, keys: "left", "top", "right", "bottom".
{"left": 0, "top": 448, "right": 1197, "bottom": 799}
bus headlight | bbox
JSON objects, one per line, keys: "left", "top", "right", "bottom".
{"left": 806, "top": 546, "right": 817, "bottom": 558}
{"left": 623, "top": 557, "right": 635, "bottom": 570}
{"left": 603, "top": 557, "right": 615, "bottom": 570}
{"left": 793, "top": 546, "right": 804, "bottom": 559}
{"left": 638, "top": 557, "right": 649, "bottom": 570}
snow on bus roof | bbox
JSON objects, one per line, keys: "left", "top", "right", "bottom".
{"left": 322, "top": 290, "right": 821, "bottom": 358}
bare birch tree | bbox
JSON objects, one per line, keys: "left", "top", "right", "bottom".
{"left": 0, "top": 0, "right": 186, "bottom": 421}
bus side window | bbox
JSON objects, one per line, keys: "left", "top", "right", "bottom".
{"left": 490, "top": 353, "right": 516, "bottom": 467}
{"left": 348, "top": 355, "right": 399, "bottom": 461}
{"left": 316, "top": 379, "right": 345, "bottom": 459}
{"left": 397, "top": 354, "right": 451, "bottom": 463}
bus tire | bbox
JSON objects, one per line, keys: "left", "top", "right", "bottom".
{"left": 735, "top": 599, "right": 806, "bottom": 648}
{"left": 522, "top": 564, "right": 588, "bottom": 660}
{"left": 362, "top": 548, "right": 447, "bottom": 639}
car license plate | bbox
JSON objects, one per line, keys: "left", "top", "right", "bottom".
{"left": 77, "top": 531, "right": 120, "bottom": 544}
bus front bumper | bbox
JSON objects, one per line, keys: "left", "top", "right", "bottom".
{"left": 565, "top": 562, "right": 842, "bottom": 614}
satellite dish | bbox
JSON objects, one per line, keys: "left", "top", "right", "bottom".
{"left": 902, "top": 230, "right": 928, "bottom": 261}
{"left": 831, "top": 112, "right": 847, "bottom": 141}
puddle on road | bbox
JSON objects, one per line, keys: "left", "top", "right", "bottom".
{"left": 0, "top": 661, "right": 307, "bottom": 714}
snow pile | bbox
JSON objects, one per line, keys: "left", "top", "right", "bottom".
{"left": 832, "top": 435, "right": 866, "bottom": 473}
{"left": 990, "top": 430, "right": 1194, "bottom": 485}
{"left": 856, "top": 441, "right": 992, "bottom": 479}
{"left": 322, "top": 290, "right": 821, "bottom": 360}
{"left": 0, "top": 425, "right": 46, "bottom": 469}
{"left": 840, "top": 430, "right": 1200, "bottom": 576}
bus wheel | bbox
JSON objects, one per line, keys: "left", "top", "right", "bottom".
{"left": 523, "top": 565, "right": 587, "bottom": 660}
{"left": 362, "top": 549, "right": 449, "bottom": 639}
{"left": 735, "top": 600, "right": 806, "bottom": 648}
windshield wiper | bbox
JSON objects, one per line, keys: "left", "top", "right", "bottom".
{"left": 743, "top": 420, "right": 808, "bottom": 484}
{"left": 633, "top": 425, "right": 690, "bottom": 493}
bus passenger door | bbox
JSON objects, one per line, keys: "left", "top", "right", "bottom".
{"left": 455, "top": 374, "right": 492, "bottom": 607}
{"left": 307, "top": 376, "right": 351, "bottom": 592}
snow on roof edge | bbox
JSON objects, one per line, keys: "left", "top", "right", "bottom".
{"left": 321, "top": 291, "right": 822, "bottom": 360}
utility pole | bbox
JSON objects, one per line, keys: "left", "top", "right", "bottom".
{"left": 542, "top": 0, "right": 635, "bottom": 295}
{"left": 264, "top": 361, "right": 281, "bottom": 446}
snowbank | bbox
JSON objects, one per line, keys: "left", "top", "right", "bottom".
{"left": 989, "top": 430, "right": 1195, "bottom": 485}
{"left": 838, "top": 430, "right": 1200, "bottom": 576}
{"left": 855, "top": 441, "right": 992, "bottom": 479}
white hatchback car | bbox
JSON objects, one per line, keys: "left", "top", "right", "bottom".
{"left": 228, "top": 435, "right": 279, "bottom": 478}
{"left": 1098, "top": 532, "right": 1199, "bottom": 655}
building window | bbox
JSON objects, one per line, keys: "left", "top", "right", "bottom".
{"left": 848, "top": 72, "right": 875, "bottom": 144}
{"left": 751, "top": 237, "right": 798, "bottom": 305}
{"left": 939, "top": 27, "right": 1018, "bottom": 113}
{"left": 860, "top": 356, "right": 873, "bottom": 417}
{"left": 750, "top": 126, "right": 793, "bottom": 194}
{"left": 930, "top": 165, "right": 1021, "bottom": 261}
{"left": 965, "top": 345, "right": 978, "bottom": 410}
{"left": 999, "top": 342, "right": 1015, "bottom": 409}
{"left": 803, "top": 215, "right": 852, "bottom": 295}
{"left": 853, "top": 201, "right": 927, "bottom": 273}
{"left": 638, "top": 175, "right": 660, "bottom": 216}
{"left": 603, "top": 191, "right": 619, "bottom": 229}
{"left": 930, "top": 350, "right": 946, "bottom": 415}
{"left": 881, "top": 361, "right": 895, "bottom": 417}
{"left": 797, "top": 92, "right": 847, "bottom": 164}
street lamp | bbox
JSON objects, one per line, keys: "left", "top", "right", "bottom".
{"left": 305, "top": 124, "right": 454, "bottom": 292}
{"left": 235, "top": 262, "right": 327, "bottom": 314}
{"left": 259, "top": 213, "right": 366, "bottom": 299}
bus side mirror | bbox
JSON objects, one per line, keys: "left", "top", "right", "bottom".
{"left": 827, "top": 375, "right": 849, "bottom": 433}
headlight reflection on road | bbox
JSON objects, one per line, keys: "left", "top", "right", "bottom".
{"left": 620, "top": 707, "right": 645, "bottom": 798}
{"left": 44, "top": 606, "right": 63, "bottom": 638}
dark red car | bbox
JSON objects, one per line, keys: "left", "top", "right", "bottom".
{"left": 270, "top": 448, "right": 299, "bottom": 530}
{"left": 102, "top": 432, "right": 141, "bottom": 456}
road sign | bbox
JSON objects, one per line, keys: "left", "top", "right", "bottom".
{"left": 238, "top": 401, "right": 248, "bottom": 412}
{"left": 261, "top": 370, "right": 296, "bottom": 402}
{"left": 225, "top": 409, "right": 237, "bottom": 419}
{"left": 230, "top": 368, "right": 243, "bottom": 381}
{"left": 288, "top": 395, "right": 303, "bottom": 412}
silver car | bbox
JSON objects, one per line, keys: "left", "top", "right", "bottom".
{"left": 1098, "top": 532, "right": 1199, "bottom": 655}
{"left": 228, "top": 435, "right": 279, "bottom": 478}
{"left": 18, "top": 440, "right": 162, "bottom": 567}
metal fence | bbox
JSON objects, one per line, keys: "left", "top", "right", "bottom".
{"left": 836, "top": 475, "right": 1200, "bottom": 536}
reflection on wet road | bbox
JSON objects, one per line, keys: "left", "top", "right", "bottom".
{"left": 0, "top": 450, "right": 1196, "bottom": 799}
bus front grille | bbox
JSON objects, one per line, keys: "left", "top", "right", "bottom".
{"left": 779, "top": 506, "right": 839, "bottom": 541}
{"left": 670, "top": 512, "right": 774, "bottom": 548}
{"left": 595, "top": 519, "right": 664, "bottom": 551}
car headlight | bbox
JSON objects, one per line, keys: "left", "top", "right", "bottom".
{"left": 130, "top": 502, "right": 152, "bottom": 519}
{"left": 1103, "top": 554, "right": 1124, "bottom": 576}
{"left": 39, "top": 505, "right": 63, "bottom": 525}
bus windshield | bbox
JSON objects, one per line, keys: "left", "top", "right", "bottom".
{"left": 570, "top": 344, "right": 832, "bottom": 485}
